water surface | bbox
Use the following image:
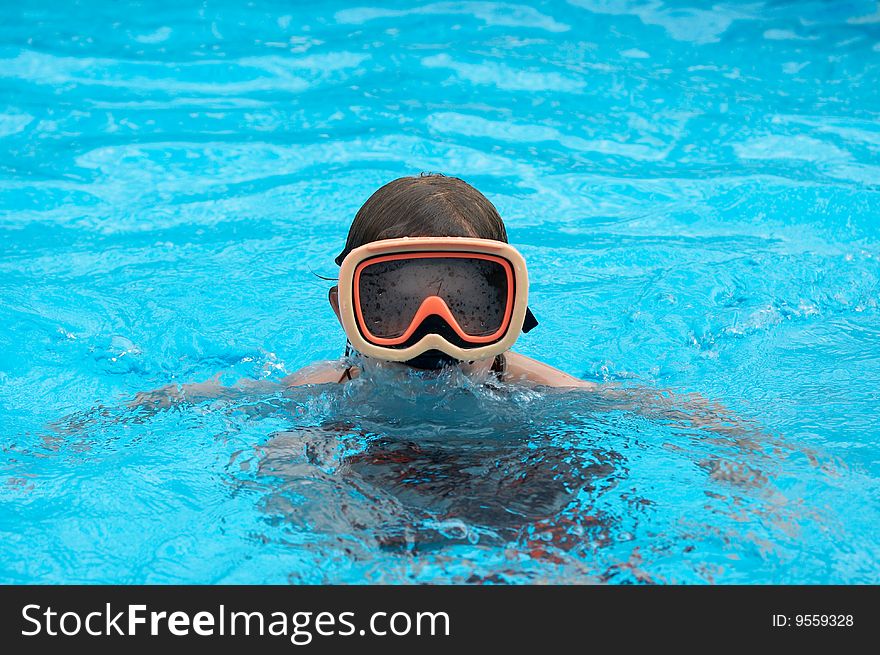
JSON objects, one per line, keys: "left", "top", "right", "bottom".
{"left": 1, "top": 0, "right": 879, "bottom": 583}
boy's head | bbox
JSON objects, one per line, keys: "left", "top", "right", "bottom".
{"left": 330, "top": 174, "right": 532, "bottom": 372}
{"left": 335, "top": 173, "right": 507, "bottom": 265}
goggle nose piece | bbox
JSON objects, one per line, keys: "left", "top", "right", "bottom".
{"left": 405, "top": 313, "right": 471, "bottom": 349}
{"left": 400, "top": 299, "right": 464, "bottom": 369}
{"left": 409, "top": 295, "right": 464, "bottom": 333}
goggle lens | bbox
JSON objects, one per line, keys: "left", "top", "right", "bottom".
{"left": 355, "top": 255, "right": 512, "bottom": 344}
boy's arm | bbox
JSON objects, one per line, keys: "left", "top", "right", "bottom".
{"left": 503, "top": 353, "right": 753, "bottom": 438}
{"left": 128, "top": 375, "right": 279, "bottom": 410}
{"left": 126, "top": 360, "right": 350, "bottom": 414}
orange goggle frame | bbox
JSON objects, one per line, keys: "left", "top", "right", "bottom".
{"left": 337, "top": 237, "right": 530, "bottom": 362}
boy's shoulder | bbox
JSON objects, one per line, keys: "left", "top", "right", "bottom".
{"left": 283, "top": 360, "right": 354, "bottom": 387}
{"left": 504, "top": 352, "right": 596, "bottom": 389}
{"left": 281, "top": 354, "right": 593, "bottom": 389}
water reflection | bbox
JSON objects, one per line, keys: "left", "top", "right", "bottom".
{"left": 242, "top": 369, "right": 819, "bottom": 583}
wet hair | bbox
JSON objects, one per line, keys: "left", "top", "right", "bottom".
{"left": 335, "top": 173, "right": 508, "bottom": 265}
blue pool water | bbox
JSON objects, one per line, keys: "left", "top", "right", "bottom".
{"left": 1, "top": 1, "right": 879, "bottom": 584}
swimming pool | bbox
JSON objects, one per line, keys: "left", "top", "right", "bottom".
{"left": 1, "top": 0, "right": 878, "bottom": 584}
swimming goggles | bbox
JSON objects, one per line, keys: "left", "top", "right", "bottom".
{"left": 337, "top": 237, "right": 537, "bottom": 363}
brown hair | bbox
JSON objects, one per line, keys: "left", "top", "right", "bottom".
{"left": 335, "top": 173, "right": 508, "bottom": 265}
